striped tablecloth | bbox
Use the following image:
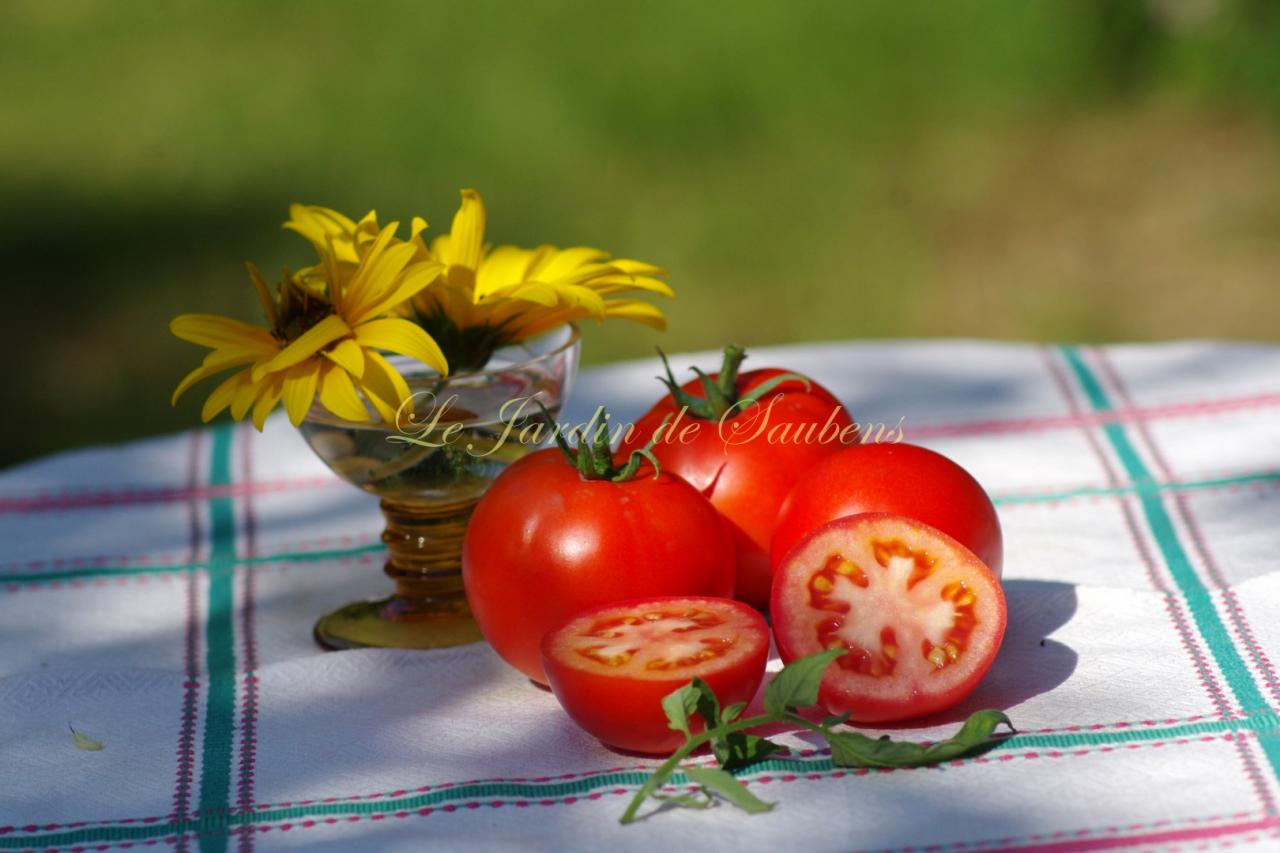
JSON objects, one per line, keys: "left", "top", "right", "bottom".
{"left": 3, "top": 341, "right": 1279, "bottom": 852}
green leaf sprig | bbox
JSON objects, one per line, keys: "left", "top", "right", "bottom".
{"left": 620, "top": 650, "right": 1014, "bottom": 824}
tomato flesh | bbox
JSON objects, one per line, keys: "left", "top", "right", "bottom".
{"left": 771, "top": 513, "right": 1005, "bottom": 723}
{"left": 542, "top": 596, "right": 769, "bottom": 754}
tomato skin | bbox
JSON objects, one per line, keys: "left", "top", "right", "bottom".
{"left": 621, "top": 368, "right": 853, "bottom": 610}
{"left": 771, "top": 513, "right": 1006, "bottom": 723}
{"left": 770, "top": 443, "right": 1002, "bottom": 578}
{"left": 541, "top": 596, "right": 769, "bottom": 754}
{"left": 462, "top": 449, "right": 735, "bottom": 684}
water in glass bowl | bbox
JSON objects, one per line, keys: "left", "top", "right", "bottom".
{"left": 299, "top": 369, "right": 562, "bottom": 504}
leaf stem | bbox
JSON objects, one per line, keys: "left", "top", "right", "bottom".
{"left": 782, "top": 712, "right": 836, "bottom": 738}
{"left": 619, "top": 713, "right": 776, "bottom": 824}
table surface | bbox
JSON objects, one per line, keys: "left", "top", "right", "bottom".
{"left": 3, "top": 340, "right": 1280, "bottom": 852}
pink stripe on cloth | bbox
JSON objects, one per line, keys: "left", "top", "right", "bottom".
{"left": 1094, "top": 348, "right": 1280, "bottom": 712}
{"left": 995, "top": 815, "right": 1280, "bottom": 853}
{"left": 0, "top": 476, "right": 339, "bottom": 514}
{"left": 904, "top": 391, "right": 1280, "bottom": 439}
{"left": 2, "top": 389, "right": 1278, "bottom": 515}
{"left": 236, "top": 422, "right": 261, "bottom": 853}
{"left": 1040, "top": 348, "right": 1236, "bottom": 717}
{"left": 1089, "top": 348, "right": 1280, "bottom": 814}
{"left": 171, "top": 430, "right": 203, "bottom": 853}
{"left": 0, "top": 532, "right": 380, "bottom": 575}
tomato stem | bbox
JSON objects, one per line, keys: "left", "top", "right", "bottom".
{"left": 655, "top": 344, "right": 811, "bottom": 421}
{"left": 537, "top": 400, "right": 669, "bottom": 483}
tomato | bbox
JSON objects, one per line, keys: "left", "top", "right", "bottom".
{"left": 770, "top": 443, "right": 1002, "bottom": 578}
{"left": 771, "top": 513, "right": 1006, "bottom": 722}
{"left": 541, "top": 596, "right": 770, "bottom": 754}
{"left": 620, "top": 345, "right": 854, "bottom": 610}
{"left": 463, "top": 445, "right": 735, "bottom": 684}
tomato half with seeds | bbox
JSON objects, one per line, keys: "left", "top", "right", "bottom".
{"left": 771, "top": 513, "right": 1006, "bottom": 723}
{"left": 541, "top": 596, "right": 769, "bottom": 754}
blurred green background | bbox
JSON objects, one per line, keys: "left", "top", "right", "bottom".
{"left": 3, "top": 0, "right": 1278, "bottom": 468}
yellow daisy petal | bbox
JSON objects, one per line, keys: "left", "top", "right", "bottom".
{"left": 345, "top": 249, "right": 439, "bottom": 325}
{"left": 318, "top": 363, "right": 371, "bottom": 422}
{"left": 251, "top": 377, "right": 285, "bottom": 430}
{"left": 445, "top": 189, "right": 486, "bottom": 271}
{"left": 252, "top": 314, "right": 351, "bottom": 381}
{"left": 475, "top": 245, "right": 535, "bottom": 301}
{"left": 200, "top": 371, "right": 245, "bottom": 423}
{"left": 353, "top": 318, "right": 449, "bottom": 377}
{"left": 503, "top": 281, "right": 561, "bottom": 307}
{"left": 324, "top": 338, "right": 366, "bottom": 378}
{"left": 532, "top": 246, "right": 609, "bottom": 280}
{"left": 171, "top": 314, "right": 278, "bottom": 351}
{"left": 245, "top": 262, "right": 278, "bottom": 325}
{"left": 171, "top": 349, "right": 261, "bottom": 405}
{"left": 580, "top": 273, "right": 674, "bottom": 298}
{"left": 506, "top": 308, "right": 578, "bottom": 340}
{"left": 283, "top": 204, "right": 360, "bottom": 263}
{"left": 230, "top": 373, "right": 263, "bottom": 421}
{"left": 610, "top": 259, "right": 669, "bottom": 277}
{"left": 359, "top": 350, "right": 412, "bottom": 424}
{"left": 603, "top": 298, "right": 667, "bottom": 330}
{"left": 282, "top": 362, "right": 321, "bottom": 427}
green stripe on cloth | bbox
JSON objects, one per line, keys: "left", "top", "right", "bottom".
{"left": 3, "top": 713, "right": 1274, "bottom": 850}
{"left": 1059, "top": 346, "right": 1280, "bottom": 778}
{"left": 0, "top": 543, "right": 386, "bottom": 586}
{"left": 198, "top": 424, "right": 237, "bottom": 853}
{"left": 4, "top": 471, "right": 1278, "bottom": 588}
{"left": 991, "top": 470, "right": 1280, "bottom": 506}
{"left": 0, "top": 540, "right": 384, "bottom": 581}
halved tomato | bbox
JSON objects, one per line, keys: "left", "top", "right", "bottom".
{"left": 541, "top": 596, "right": 770, "bottom": 754}
{"left": 771, "top": 513, "right": 1006, "bottom": 723}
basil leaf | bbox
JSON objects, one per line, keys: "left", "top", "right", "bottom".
{"left": 827, "top": 709, "right": 1014, "bottom": 768}
{"left": 720, "top": 702, "right": 747, "bottom": 725}
{"left": 763, "top": 649, "right": 844, "bottom": 716}
{"left": 690, "top": 677, "right": 721, "bottom": 729}
{"left": 661, "top": 683, "right": 701, "bottom": 738}
{"left": 711, "top": 732, "right": 784, "bottom": 771}
{"left": 683, "top": 766, "right": 774, "bottom": 815}
{"left": 822, "top": 710, "right": 852, "bottom": 727}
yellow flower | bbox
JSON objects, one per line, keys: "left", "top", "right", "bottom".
{"left": 171, "top": 216, "right": 447, "bottom": 429}
{"left": 411, "top": 189, "right": 671, "bottom": 369}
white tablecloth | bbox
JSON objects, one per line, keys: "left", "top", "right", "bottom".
{"left": 3, "top": 340, "right": 1280, "bottom": 851}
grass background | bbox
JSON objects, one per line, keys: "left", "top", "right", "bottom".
{"left": 2, "top": 0, "right": 1278, "bottom": 468}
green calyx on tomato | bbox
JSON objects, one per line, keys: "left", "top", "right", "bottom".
{"left": 656, "top": 344, "right": 810, "bottom": 421}
{"left": 539, "top": 401, "right": 669, "bottom": 483}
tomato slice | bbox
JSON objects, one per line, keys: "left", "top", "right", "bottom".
{"left": 771, "top": 513, "right": 1006, "bottom": 723}
{"left": 541, "top": 596, "right": 770, "bottom": 754}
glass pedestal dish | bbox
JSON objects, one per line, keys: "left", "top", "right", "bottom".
{"left": 299, "top": 325, "right": 580, "bottom": 650}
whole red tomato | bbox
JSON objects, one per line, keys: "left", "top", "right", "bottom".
{"left": 463, "top": 421, "right": 735, "bottom": 684}
{"left": 770, "top": 443, "right": 1003, "bottom": 577}
{"left": 620, "top": 345, "right": 853, "bottom": 609}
